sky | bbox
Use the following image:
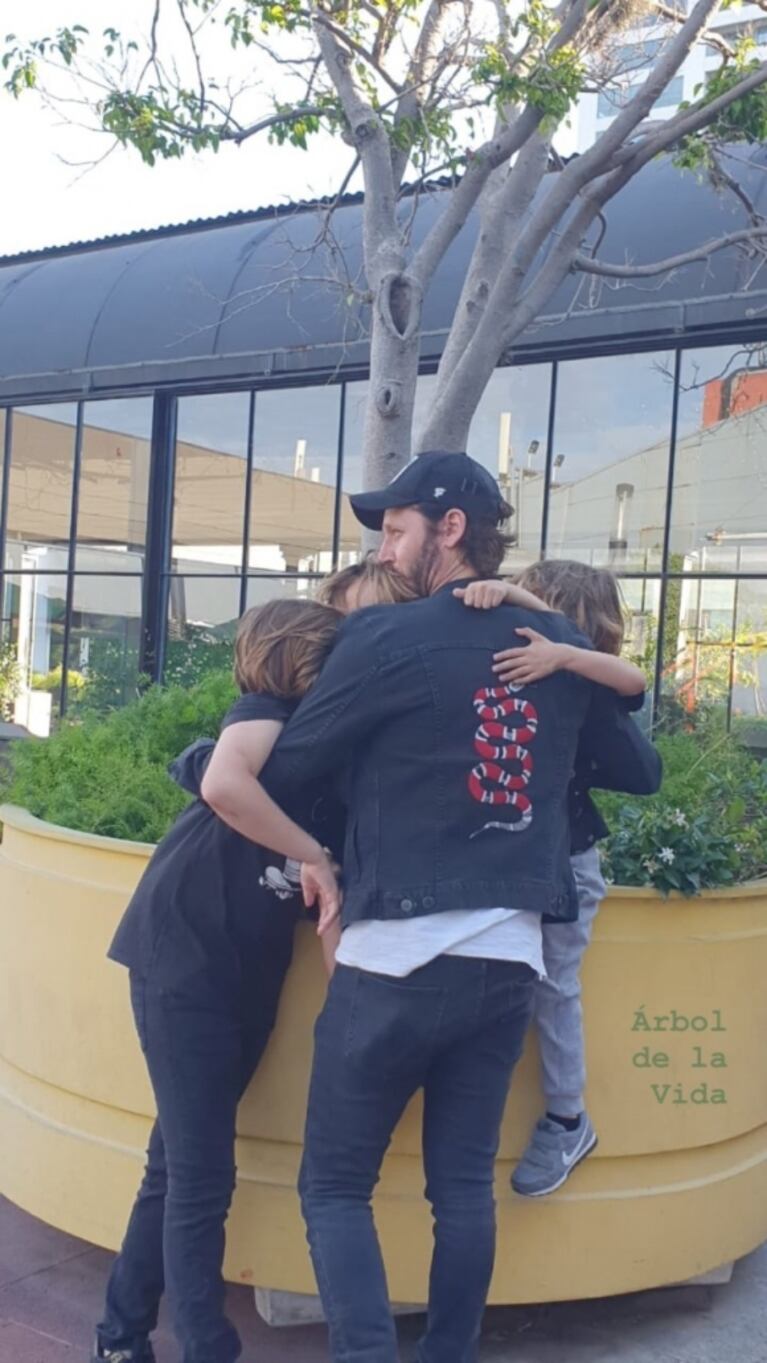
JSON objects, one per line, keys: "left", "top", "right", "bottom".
{"left": 0, "top": 0, "right": 579, "bottom": 258}
{"left": 0, "top": 0, "right": 362, "bottom": 257}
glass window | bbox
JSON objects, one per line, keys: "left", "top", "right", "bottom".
{"left": 64, "top": 575, "right": 144, "bottom": 717}
{"left": 76, "top": 398, "right": 153, "bottom": 569}
{"left": 245, "top": 575, "right": 323, "bottom": 610}
{"left": 173, "top": 392, "right": 250, "bottom": 573}
{"left": 619, "top": 577, "right": 662, "bottom": 729}
{"left": 165, "top": 575, "right": 242, "bottom": 688}
{"left": 4, "top": 404, "right": 78, "bottom": 570}
{"left": 657, "top": 577, "right": 767, "bottom": 738}
{"left": 0, "top": 408, "right": 6, "bottom": 574}
{"left": 341, "top": 365, "right": 551, "bottom": 567}
{"left": 546, "top": 351, "right": 674, "bottom": 568}
{"left": 3, "top": 573, "right": 69, "bottom": 735}
{"left": 597, "top": 74, "right": 683, "bottom": 120}
{"left": 617, "top": 38, "right": 664, "bottom": 68}
{"left": 671, "top": 344, "right": 767, "bottom": 572}
{"left": 248, "top": 385, "right": 341, "bottom": 573}
{"left": 470, "top": 365, "right": 552, "bottom": 569}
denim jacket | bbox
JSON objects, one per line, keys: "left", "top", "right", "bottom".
{"left": 262, "top": 582, "right": 661, "bottom": 926}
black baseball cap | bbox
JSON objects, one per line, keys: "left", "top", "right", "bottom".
{"left": 349, "top": 451, "right": 510, "bottom": 531}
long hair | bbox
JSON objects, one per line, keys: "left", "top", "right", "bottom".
{"left": 515, "top": 559, "right": 625, "bottom": 655}
{"left": 317, "top": 559, "right": 419, "bottom": 609}
{"left": 234, "top": 598, "right": 342, "bottom": 698}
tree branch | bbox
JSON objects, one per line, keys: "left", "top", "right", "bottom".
{"left": 409, "top": 104, "right": 544, "bottom": 288}
{"left": 573, "top": 225, "right": 767, "bottom": 279}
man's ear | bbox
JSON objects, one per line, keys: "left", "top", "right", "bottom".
{"left": 440, "top": 507, "right": 467, "bottom": 548}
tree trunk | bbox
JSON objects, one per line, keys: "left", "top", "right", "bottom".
{"left": 362, "top": 269, "right": 423, "bottom": 489}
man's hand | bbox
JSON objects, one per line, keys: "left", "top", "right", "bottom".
{"left": 454, "top": 580, "right": 509, "bottom": 609}
{"left": 301, "top": 852, "right": 342, "bottom": 937}
{"left": 493, "top": 628, "right": 569, "bottom": 685}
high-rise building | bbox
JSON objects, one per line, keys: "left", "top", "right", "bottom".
{"left": 576, "top": 4, "right": 767, "bottom": 152}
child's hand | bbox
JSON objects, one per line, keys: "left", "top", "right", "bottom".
{"left": 301, "top": 853, "right": 341, "bottom": 937}
{"left": 454, "top": 580, "right": 508, "bottom": 610}
{"left": 493, "top": 628, "right": 569, "bottom": 685}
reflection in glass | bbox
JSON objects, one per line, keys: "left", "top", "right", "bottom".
{"left": 2, "top": 573, "right": 68, "bottom": 734}
{"left": 546, "top": 352, "right": 673, "bottom": 568}
{"left": 174, "top": 392, "right": 250, "bottom": 573}
{"left": 77, "top": 399, "right": 153, "bottom": 567}
{"left": 342, "top": 365, "right": 552, "bottom": 567}
{"left": 165, "top": 575, "right": 242, "bottom": 688}
{"left": 5, "top": 405, "right": 78, "bottom": 567}
{"left": 658, "top": 577, "right": 767, "bottom": 741}
{"left": 672, "top": 344, "right": 767, "bottom": 571}
{"left": 245, "top": 576, "right": 322, "bottom": 610}
{"left": 64, "top": 575, "right": 144, "bottom": 717}
{"left": 248, "top": 385, "right": 341, "bottom": 573}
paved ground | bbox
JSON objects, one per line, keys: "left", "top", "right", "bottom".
{"left": 2, "top": 1194, "right": 767, "bottom": 1363}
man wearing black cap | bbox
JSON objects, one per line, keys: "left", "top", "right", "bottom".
{"left": 249, "top": 451, "right": 658, "bottom": 1363}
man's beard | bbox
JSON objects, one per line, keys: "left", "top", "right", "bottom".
{"left": 409, "top": 524, "right": 442, "bottom": 598}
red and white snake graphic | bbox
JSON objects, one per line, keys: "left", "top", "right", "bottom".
{"left": 468, "top": 684, "right": 538, "bottom": 836}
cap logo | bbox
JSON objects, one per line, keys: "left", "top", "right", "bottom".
{"left": 433, "top": 486, "right": 445, "bottom": 497}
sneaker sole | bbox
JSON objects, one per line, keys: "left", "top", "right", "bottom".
{"left": 511, "top": 1131, "right": 598, "bottom": 1198}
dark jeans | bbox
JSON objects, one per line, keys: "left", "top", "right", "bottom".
{"left": 299, "top": 956, "right": 536, "bottom": 1363}
{"left": 97, "top": 975, "right": 274, "bottom": 1363}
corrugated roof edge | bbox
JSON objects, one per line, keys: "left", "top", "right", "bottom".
{"left": 0, "top": 174, "right": 460, "bottom": 268}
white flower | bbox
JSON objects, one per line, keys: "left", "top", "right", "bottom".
{"left": 643, "top": 858, "right": 658, "bottom": 874}
{"left": 672, "top": 809, "right": 688, "bottom": 828}
{"left": 658, "top": 847, "right": 675, "bottom": 865}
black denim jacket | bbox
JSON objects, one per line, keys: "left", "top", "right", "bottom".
{"left": 262, "top": 582, "right": 661, "bottom": 926}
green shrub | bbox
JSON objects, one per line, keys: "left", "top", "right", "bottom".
{"left": 2, "top": 671, "right": 766, "bottom": 894}
{"left": 0, "top": 669, "right": 236, "bottom": 842}
{"left": 598, "top": 731, "right": 767, "bottom": 895}
{"left": 0, "top": 641, "right": 21, "bottom": 722}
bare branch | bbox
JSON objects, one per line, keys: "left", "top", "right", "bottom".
{"left": 573, "top": 225, "right": 767, "bottom": 279}
{"left": 648, "top": 1, "right": 735, "bottom": 60}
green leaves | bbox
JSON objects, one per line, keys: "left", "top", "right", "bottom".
{"left": 675, "top": 59, "right": 767, "bottom": 170}
{"left": 0, "top": 669, "right": 237, "bottom": 844}
{"left": 599, "top": 731, "right": 767, "bottom": 897}
{"left": 473, "top": 38, "right": 585, "bottom": 122}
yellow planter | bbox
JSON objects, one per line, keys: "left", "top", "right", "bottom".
{"left": 2, "top": 801, "right": 767, "bottom": 1303}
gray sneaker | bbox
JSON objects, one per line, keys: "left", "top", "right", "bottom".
{"left": 511, "top": 1113, "right": 597, "bottom": 1197}
{"left": 92, "top": 1341, "right": 156, "bottom": 1363}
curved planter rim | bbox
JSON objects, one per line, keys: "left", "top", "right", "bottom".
{"left": 2, "top": 801, "right": 766, "bottom": 900}
{"left": 0, "top": 802, "right": 155, "bottom": 857}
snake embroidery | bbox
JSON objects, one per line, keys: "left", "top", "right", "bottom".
{"left": 468, "top": 684, "right": 538, "bottom": 837}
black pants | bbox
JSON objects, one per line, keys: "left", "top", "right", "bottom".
{"left": 97, "top": 975, "right": 274, "bottom": 1363}
{"left": 299, "top": 957, "right": 536, "bottom": 1363}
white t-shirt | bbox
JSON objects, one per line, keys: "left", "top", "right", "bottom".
{"left": 334, "top": 907, "right": 545, "bottom": 979}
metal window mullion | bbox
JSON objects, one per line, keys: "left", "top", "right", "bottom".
{"left": 238, "top": 391, "right": 257, "bottom": 618}
{"left": 650, "top": 347, "right": 683, "bottom": 730}
{"left": 539, "top": 361, "right": 558, "bottom": 559}
{"left": 0, "top": 409, "right": 13, "bottom": 640}
{"left": 139, "top": 394, "right": 177, "bottom": 684}
{"left": 331, "top": 383, "right": 347, "bottom": 570}
{"left": 60, "top": 403, "right": 86, "bottom": 717}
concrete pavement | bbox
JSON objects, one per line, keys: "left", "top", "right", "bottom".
{"left": 2, "top": 1195, "right": 766, "bottom": 1362}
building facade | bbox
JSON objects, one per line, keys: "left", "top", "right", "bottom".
{"left": 1, "top": 152, "right": 766, "bottom": 740}
{"left": 576, "top": 5, "right": 767, "bottom": 153}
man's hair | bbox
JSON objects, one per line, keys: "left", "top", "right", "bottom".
{"left": 317, "top": 558, "right": 418, "bottom": 609}
{"left": 515, "top": 559, "right": 625, "bottom": 656}
{"left": 234, "top": 599, "right": 342, "bottom": 698}
{"left": 416, "top": 497, "right": 514, "bottom": 579}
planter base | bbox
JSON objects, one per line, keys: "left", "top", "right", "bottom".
{"left": 2, "top": 804, "right": 767, "bottom": 1306}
